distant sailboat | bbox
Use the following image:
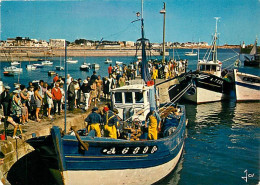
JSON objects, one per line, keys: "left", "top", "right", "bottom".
{"left": 26, "top": 54, "right": 37, "bottom": 70}
{"left": 243, "top": 39, "right": 260, "bottom": 67}
{"left": 56, "top": 56, "right": 64, "bottom": 71}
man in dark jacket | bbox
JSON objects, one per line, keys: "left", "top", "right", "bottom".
{"left": 0, "top": 86, "right": 11, "bottom": 116}
{"left": 68, "top": 80, "right": 76, "bottom": 111}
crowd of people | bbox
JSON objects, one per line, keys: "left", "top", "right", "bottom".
{"left": 0, "top": 58, "right": 187, "bottom": 139}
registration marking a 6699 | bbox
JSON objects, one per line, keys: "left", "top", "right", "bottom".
{"left": 102, "top": 146, "right": 158, "bottom": 155}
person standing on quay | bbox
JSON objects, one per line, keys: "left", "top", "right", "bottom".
{"left": 108, "top": 64, "right": 113, "bottom": 76}
{"left": 68, "top": 80, "right": 76, "bottom": 111}
{"left": 90, "top": 71, "right": 98, "bottom": 82}
{"left": 0, "top": 86, "right": 11, "bottom": 117}
{"left": 81, "top": 80, "right": 91, "bottom": 111}
{"left": 52, "top": 83, "right": 62, "bottom": 115}
{"left": 96, "top": 75, "right": 103, "bottom": 102}
{"left": 34, "top": 86, "right": 42, "bottom": 122}
{"left": 45, "top": 86, "right": 53, "bottom": 118}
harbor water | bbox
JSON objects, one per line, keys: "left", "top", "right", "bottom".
{"left": 3, "top": 49, "right": 259, "bottom": 184}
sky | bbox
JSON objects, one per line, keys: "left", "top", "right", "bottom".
{"left": 1, "top": 0, "right": 260, "bottom": 45}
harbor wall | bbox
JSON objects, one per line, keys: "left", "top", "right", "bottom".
{"left": 0, "top": 111, "right": 89, "bottom": 178}
{"left": 0, "top": 48, "right": 166, "bottom": 62}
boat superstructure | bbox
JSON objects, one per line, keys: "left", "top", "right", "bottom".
{"left": 183, "top": 18, "right": 233, "bottom": 104}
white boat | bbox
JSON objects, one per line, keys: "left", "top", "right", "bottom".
{"left": 33, "top": 63, "right": 44, "bottom": 68}
{"left": 185, "top": 49, "right": 197, "bottom": 56}
{"left": 67, "top": 58, "right": 78, "bottom": 64}
{"left": 56, "top": 66, "right": 64, "bottom": 71}
{"left": 116, "top": 61, "right": 123, "bottom": 65}
{"left": 4, "top": 66, "right": 23, "bottom": 72}
{"left": 80, "top": 63, "right": 91, "bottom": 71}
{"left": 41, "top": 60, "right": 53, "bottom": 65}
{"left": 92, "top": 63, "right": 100, "bottom": 69}
{"left": 105, "top": 58, "right": 112, "bottom": 64}
{"left": 11, "top": 61, "right": 20, "bottom": 66}
{"left": 234, "top": 69, "right": 260, "bottom": 102}
{"left": 26, "top": 65, "right": 37, "bottom": 70}
{"left": 183, "top": 18, "right": 233, "bottom": 104}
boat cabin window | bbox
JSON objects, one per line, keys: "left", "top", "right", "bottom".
{"left": 206, "top": 65, "right": 211, "bottom": 71}
{"left": 135, "top": 92, "right": 144, "bottom": 103}
{"left": 115, "top": 92, "right": 122, "bottom": 103}
{"left": 125, "top": 92, "right": 133, "bottom": 103}
{"left": 212, "top": 65, "right": 216, "bottom": 71}
{"left": 200, "top": 65, "right": 206, "bottom": 71}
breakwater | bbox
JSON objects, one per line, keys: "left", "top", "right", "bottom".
{"left": 0, "top": 47, "right": 166, "bottom": 62}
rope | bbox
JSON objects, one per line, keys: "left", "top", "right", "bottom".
{"left": 222, "top": 54, "right": 239, "bottom": 63}
{"left": 159, "top": 82, "right": 192, "bottom": 116}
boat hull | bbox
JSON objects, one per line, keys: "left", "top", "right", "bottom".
{"left": 26, "top": 65, "right": 37, "bottom": 70}
{"left": 80, "top": 66, "right": 90, "bottom": 71}
{"left": 67, "top": 61, "right": 78, "bottom": 64}
{"left": 58, "top": 144, "right": 184, "bottom": 185}
{"left": 56, "top": 66, "right": 64, "bottom": 71}
{"left": 183, "top": 72, "right": 232, "bottom": 104}
{"left": 234, "top": 69, "right": 260, "bottom": 102}
{"left": 4, "top": 67, "right": 23, "bottom": 72}
{"left": 27, "top": 105, "right": 187, "bottom": 185}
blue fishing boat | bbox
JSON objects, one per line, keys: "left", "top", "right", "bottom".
{"left": 26, "top": 1, "right": 188, "bottom": 184}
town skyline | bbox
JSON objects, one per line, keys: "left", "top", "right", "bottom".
{"left": 1, "top": 0, "right": 260, "bottom": 46}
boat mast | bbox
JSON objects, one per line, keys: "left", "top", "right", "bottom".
{"left": 160, "top": 2, "right": 166, "bottom": 64}
{"left": 212, "top": 17, "right": 220, "bottom": 63}
{"left": 140, "top": 0, "right": 151, "bottom": 83}
{"left": 64, "top": 41, "right": 67, "bottom": 132}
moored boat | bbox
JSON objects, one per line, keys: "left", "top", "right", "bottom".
{"left": 92, "top": 63, "right": 100, "bottom": 69}
{"left": 234, "top": 69, "right": 260, "bottom": 102}
{"left": 183, "top": 18, "right": 233, "bottom": 104}
{"left": 56, "top": 66, "right": 64, "bottom": 71}
{"left": 42, "top": 60, "right": 53, "bottom": 65}
{"left": 80, "top": 62, "right": 91, "bottom": 71}
{"left": 33, "top": 63, "right": 44, "bottom": 68}
{"left": 26, "top": 2, "right": 187, "bottom": 185}
{"left": 26, "top": 65, "right": 37, "bottom": 70}
{"left": 48, "top": 71, "right": 56, "bottom": 76}
{"left": 105, "top": 58, "right": 112, "bottom": 64}
{"left": 185, "top": 49, "right": 197, "bottom": 56}
{"left": 67, "top": 58, "right": 78, "bottom": 64}
{"left": 116, "top": 61, "right": 123, "bottom": 65}
{"left": 4, "top": 66, "right": 23, "bottom": 73}
{"left": 3, "top": 71, "right": 15, "bottom": 76}
{"left": 11, "top": 61, "right": 20, "bottom": 66}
